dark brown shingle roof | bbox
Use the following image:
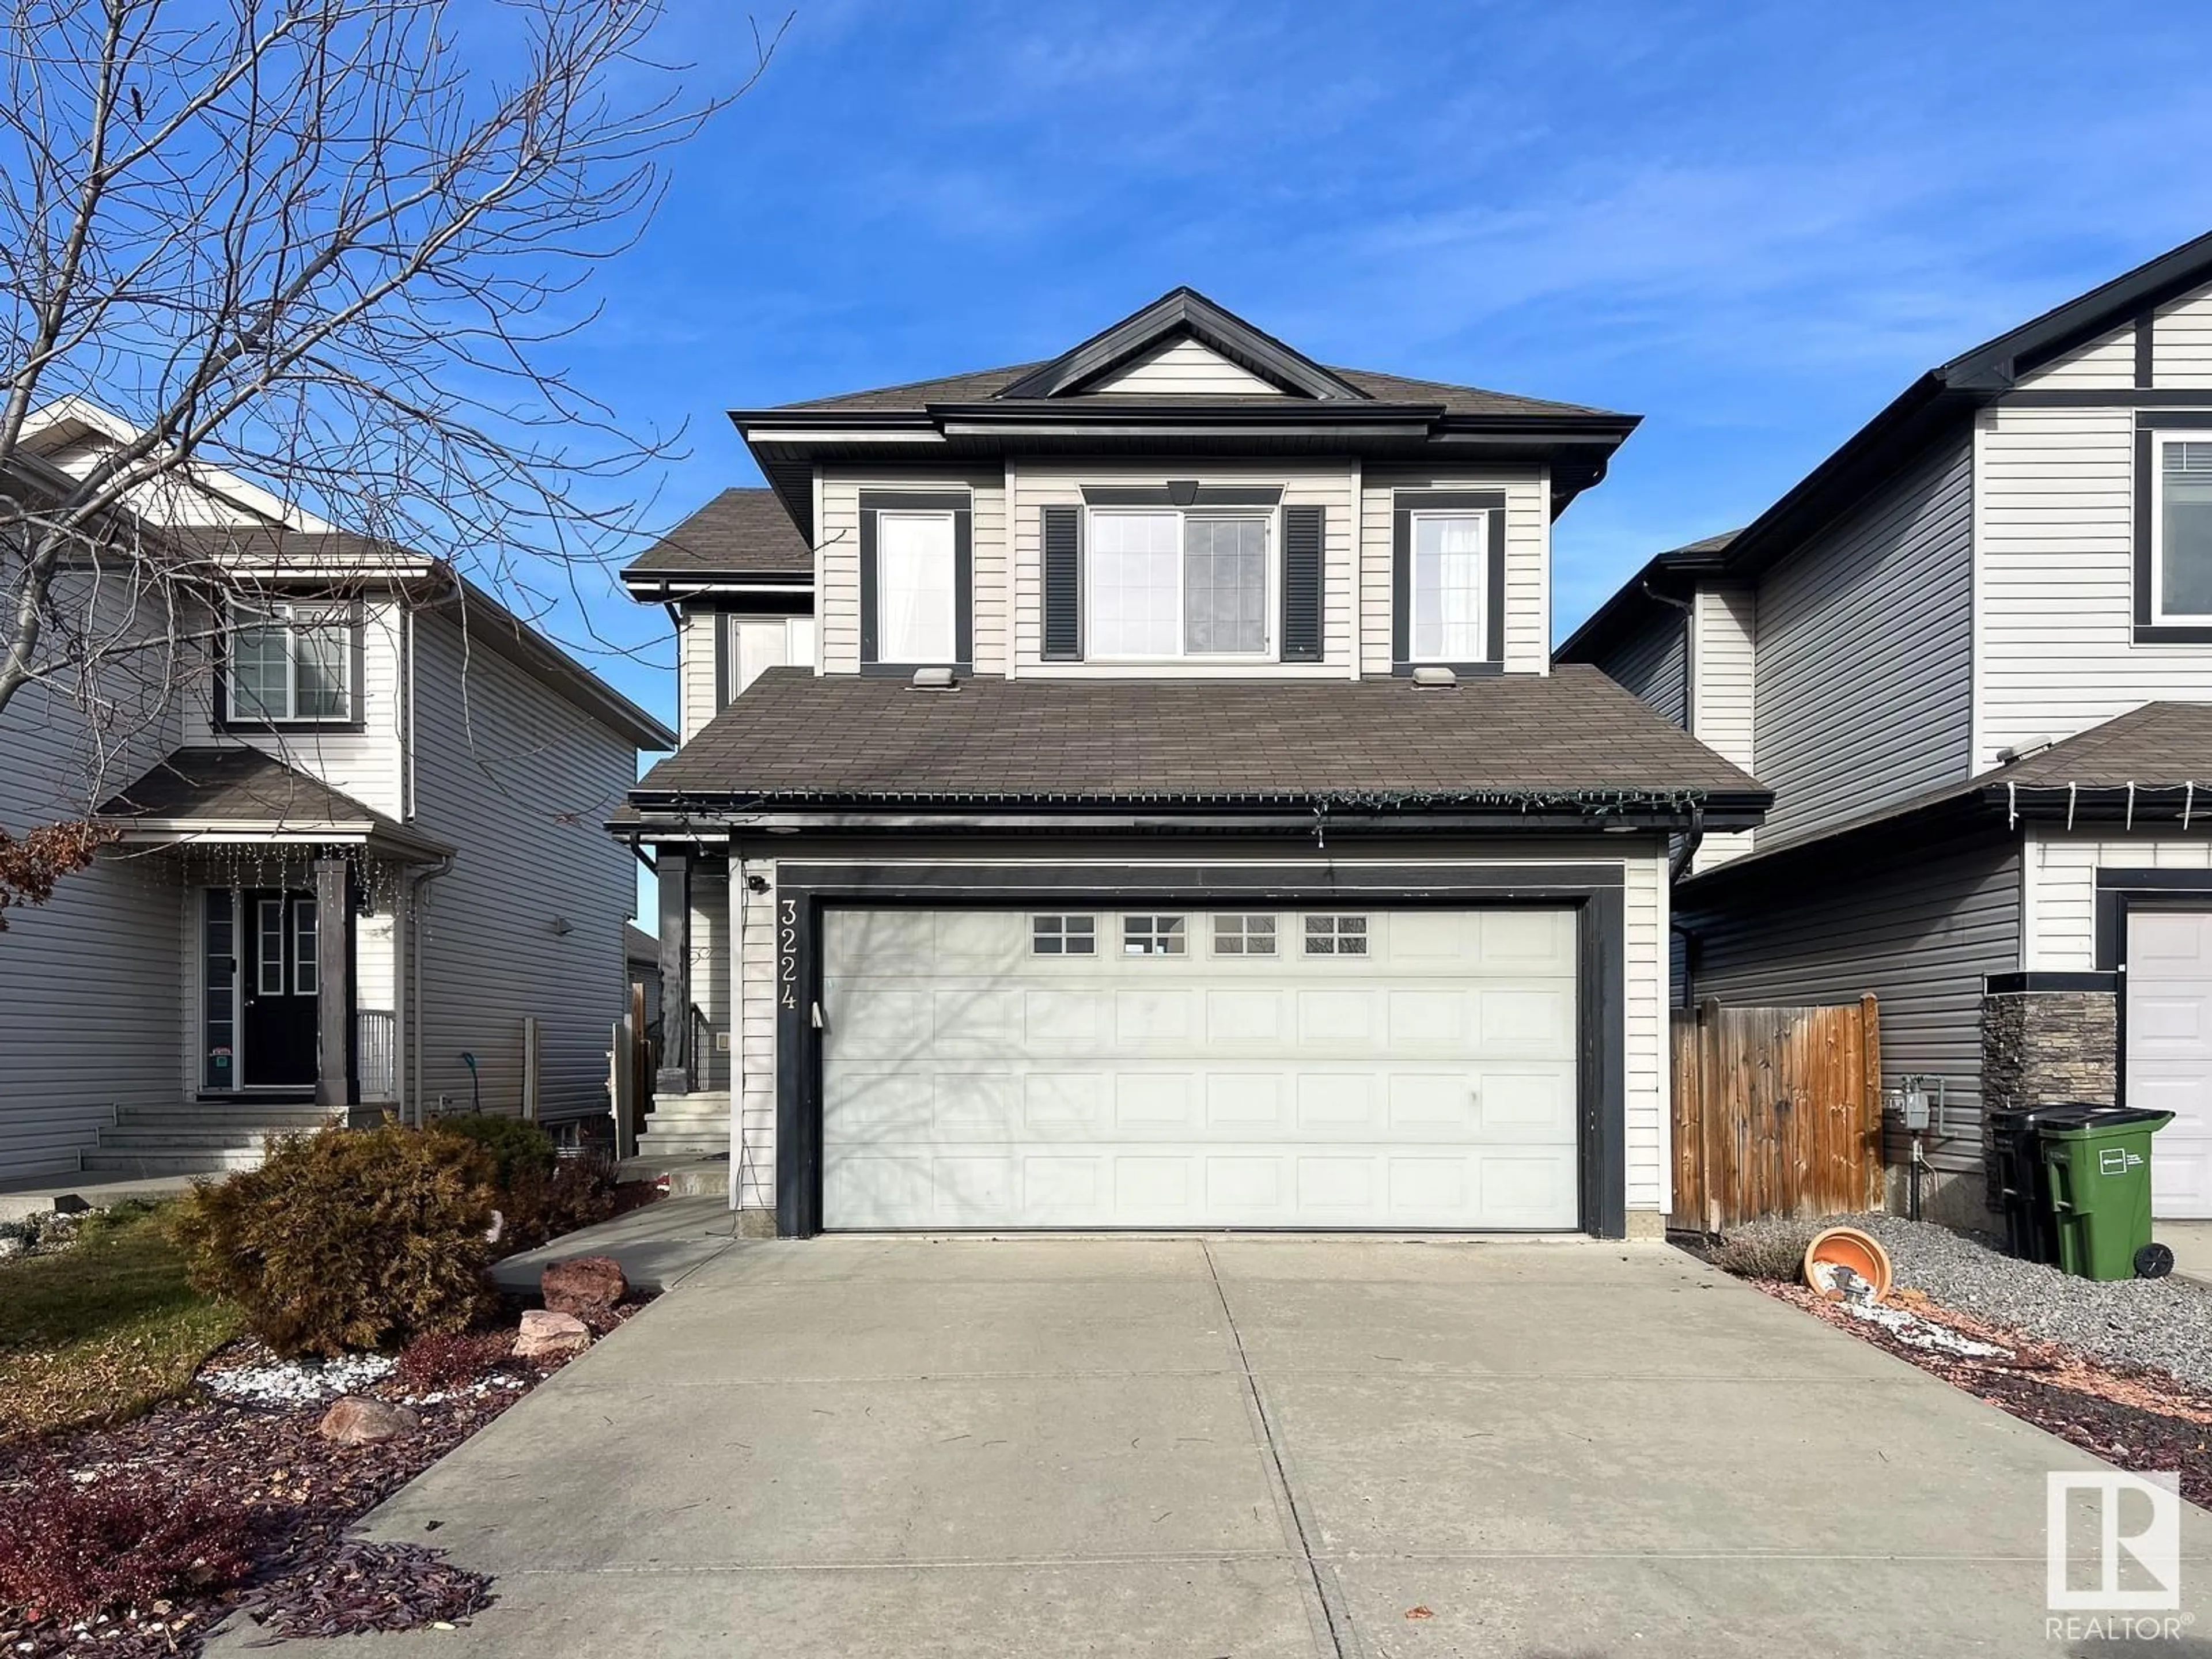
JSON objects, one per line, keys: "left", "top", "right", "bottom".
{"left": 100, "top": 747, "right": 452, "bottom": 857}
{"left": 771, "top": 362, "right": 1619, "bottom": 421}
{"left": 1996, "top": 701, "right": 2212, "bottom": 788}
{"left": 623, "top": 488, "right": 812, "bottom": 579}
{"left": 628, "top": 665, "right": 1765, "bottom": 809}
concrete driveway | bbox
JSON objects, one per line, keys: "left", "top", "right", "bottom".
{"left": 224, "top": 1237, "right": 2212, "bottom": 1657}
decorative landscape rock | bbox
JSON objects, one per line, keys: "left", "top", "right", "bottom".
{"left": 540, "top": 1254, "right": 627, "bottom": 1315}
{"left": 318, "top": 1396, "right": 422, "bottom": 1445}
{"left": 513, "top": 1308, "right": 591, "bottom": 1359}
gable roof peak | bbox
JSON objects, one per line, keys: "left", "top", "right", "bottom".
{"left": 998, "top": 287, "right": 1371, "bottom": 403}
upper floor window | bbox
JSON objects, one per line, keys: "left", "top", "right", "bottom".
{"left": 1392, "top": 490, "right": 1504, "bottom": 672}
{"left": 1090, "top": 509, "right": 1270, "bottom": 658}
{"left": 227, "top": 601, "right": 353, "bottom": 724}
{"left": 861, "top": 489, "right": 971, "bottom": 671}
{"left": 1409, "top": 513, "right": 1488, "bottom": 661}
{"left": 2156, "top": 439, "right": 2212, "bottom": 623}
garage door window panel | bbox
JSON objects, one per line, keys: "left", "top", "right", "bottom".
{"left": 1123, "top": 915, "right": 1187, "bottom": 957}
{"left": 1031, "top": 914, "right": 1097, "bottom": 956}
{"left": 1305, "top": 914, "right": 1369, "bottom": 956}
{"left": 1212, "top": 914, "right": 1278, "bottom": 957}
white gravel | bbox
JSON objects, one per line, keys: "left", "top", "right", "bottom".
{"left": 1835, "top": 1213, "right": 2212, "bottom": 1389}
{"left": 200, "top": 1352, "right": 396, "bottom": 1406}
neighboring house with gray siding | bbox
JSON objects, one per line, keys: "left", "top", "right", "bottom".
{"left": 0, "top": 403, "right": 672, "bottom": 1183}
{"left": 613, "top": 287, "right": 1769, "bottom": 1241}
{"left": 1560, "top": 232, "right": 2212, "bottom": 1225}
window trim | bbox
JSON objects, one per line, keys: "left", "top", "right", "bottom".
{"left": 859, "top": 489, "right": 972, "bottom": 674}
{"left": 1120, "top": 912, "right": 1188, "bottom": 957}
{"left": 1302, "top": 912, "right": 1370, "bottom": 956}
{"left": 2134, "top": 414, "right": 2212, "bottom": 642}
{"left": 1082, "top": 503, "right": 1279, "bottom": 662}
{"left": 1391, "top": 490, "right": 1506, "bottom": 674}
{"left": 1210, "top": 912, "right": 1279, "bottom": 957}
{"left": 1029, "top": 913, "right": 1097, "bottom": 957}
{"left": 214, "top": 596, "right": 366, "bottom": 732}
{"left": 2132, "top": 422, "right": 2212, "bottom": 637}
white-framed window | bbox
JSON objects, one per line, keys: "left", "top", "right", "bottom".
{"left": 1408, "top": 513, "right": 1488, "bottom": 661}
{"left": 1089, "top": 509, "right": 1271, "bottom": 658}
{"left": 2155, "top": 438, "right": 2212, "bottom": 622}
{"left": 1031, "top": 914, "right": 1097, "bottom": 956}
{"left": 876, "top": 510, "right": 958, "bottom": 662}
{"left": 729, "top": 615, "right": 817, "bottom": 701}
{"left": 293, "top": 898, "right": 319, "bottom": 997}
{"left": 1303, "top": 914, "right": 1369, "bottom": 956}
{"left": 228, "top": 601, "right": 351, "bottom": 722}
{"left": 1211, "top": 913, "right": 1278, "bottom": 957}
{"left": 1122, "top": 914, "right": 1187, "bottom": 956}
{"left": 256, "top": 897, "right": 286, "bottom": 994}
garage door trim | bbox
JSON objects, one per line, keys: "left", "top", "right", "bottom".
{"left": 772, "top": 861, "right": 1628, "bottom": 1240}
{"left": 2097, "top": 868, "right": 2212, "bottom": 1119}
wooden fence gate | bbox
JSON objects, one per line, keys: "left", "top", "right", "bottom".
{"left": 1671, "top": 995, "right": 1884, "bottom": 1232}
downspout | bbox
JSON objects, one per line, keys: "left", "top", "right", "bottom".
{"left": 407, "top": 854, "right": 453, "bottom": 1126}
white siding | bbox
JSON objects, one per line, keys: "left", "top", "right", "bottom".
{"left": 2024, "top": 827, "right": 2212, "bottom": 971}
{"left": 735, "top": 854, "right": 777, "bottom": 1210}
{"left": 408, "top": 611, "right": 640, "bottom": 1121}
{"left": 1009, "top": 461, "right": 1359, "bottom": 675}
{"left": 1359, "top": 468, "right": 1551, "bottom": 676}
{"left": 1690, "top": 582, "right": 1758, "bottom": 870}
{"left": 1975, "top": 403, "right": 2212, "bottom": 768}
{"left": 1092, "top": 338, "right": 1285, "bottom": 396}
{"left": 817, "top": 470, "right": 1000, "bottom": 676}
{"left": 2154, "top": 282, "right": 2212, "bottom": 388}
{"left": 181, "top": 596, "right": 410, "bottom": 818}
{"left": 676, "top": 608, "right": 717, "bottom": 744}
{"left": 1755, "top": 434, "right": 1974, "bottom": 845}
{"left": 2016, "top": 324, "right": 2136, "bottom": 391}
{"left": 0, "top": 572, "right": 189, "bottom": 1178}
{"left": 722, "top": 836, "right": 1671, "bottom": 1221}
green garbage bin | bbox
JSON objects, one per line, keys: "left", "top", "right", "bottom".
{"left": 2039, "top": 1108, "right": 2175, "bottom": 1281}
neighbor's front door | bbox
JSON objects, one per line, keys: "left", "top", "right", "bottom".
{"left": 241, "top": 889, "right": 320, "bottom": 1088}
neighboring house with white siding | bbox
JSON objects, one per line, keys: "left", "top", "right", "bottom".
{"left": 0, "top": 404, "right": 672, "bottom": 1183}
{"left": 1560, "top": 232, "right": 2212, "bottom": 1226}
{"left": 613, "top": 287, "right": 1768, "bottom": 1240}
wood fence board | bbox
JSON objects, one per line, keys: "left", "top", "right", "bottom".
{"left": 1670, "top": 997, "right": 1882, "bottom": 1230}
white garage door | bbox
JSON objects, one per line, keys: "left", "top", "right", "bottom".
{"left": 821, "top": 906, "right": 1580, "bottom": 1230}
{"left": 2131, "top": 909, "right": 2212, "bottom": 1219}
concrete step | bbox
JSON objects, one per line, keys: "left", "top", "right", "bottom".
{"left": 635, "top": 1132, "right": 729, "bottom": 1158}
{"left": 112, "top": 1108, "right": 335, "bottom": 1131}
{"left": 96, "top": 1127, "right": 285, "bottom": 1151}
{"left": 82, "top": 1149, "right": 267, "bottom": 1177}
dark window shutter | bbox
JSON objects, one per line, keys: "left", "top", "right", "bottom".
{"left": 1281, "top": 504, "right": 1324, "bottom": 662}
{"left": 1043, "top": 505, "right": 1082, "bottom": 660}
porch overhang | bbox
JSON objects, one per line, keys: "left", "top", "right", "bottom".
{"left": 97, "top": 747, "right": 454, "bottom": 864}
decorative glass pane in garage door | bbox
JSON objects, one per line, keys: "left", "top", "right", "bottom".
{"left": 821, "top": 906, "right": 1578, "bottom": 1231}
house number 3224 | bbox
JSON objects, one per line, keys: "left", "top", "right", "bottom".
{"left": 778, "top": 898, "right": 798, "bottom": 1010}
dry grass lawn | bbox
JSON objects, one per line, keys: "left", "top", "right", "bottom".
{"left": 0, "top": 1203, "right": 238, "bottom": 1446}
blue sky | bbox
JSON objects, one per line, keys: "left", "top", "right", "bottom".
{"left": 554, "top": 0, "right": 2211, "bottom": 730}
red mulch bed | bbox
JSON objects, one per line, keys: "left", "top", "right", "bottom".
{"left": 1764, "top": 1281, "right": 2212, "bottom": 1507}
{"left": 0, "top": 1297, "right": 652, "bottom": 1658}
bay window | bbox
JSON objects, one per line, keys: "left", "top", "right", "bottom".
{"left": 226, "top": 601, "right": 354, "bottom": 723}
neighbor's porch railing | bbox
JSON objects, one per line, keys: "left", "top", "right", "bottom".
{"left": 358, "top": 1009, "right": 397, "bottom": 1103}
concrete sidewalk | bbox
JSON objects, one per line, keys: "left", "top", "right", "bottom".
{"left": 215, "top": 1236, "right": 2212, "bottom": 1657}
{"left": 487, "top": 1194, "right": 743, "bottom": 1295}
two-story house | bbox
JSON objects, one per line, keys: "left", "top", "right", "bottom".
{"left": 0, "top": 402, "right": 673, "bottom": 1183}
{"left": 616, "top": 289, "right": 1768, "bottom": 1239}
{"left": 1562, "top": 232, "right": 2212, "bottom": 1226}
